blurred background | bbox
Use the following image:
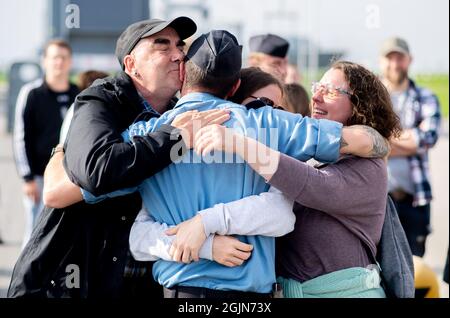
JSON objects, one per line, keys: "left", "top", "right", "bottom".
{"left": 0, "top": 0, "right": 448, "bottom": 298}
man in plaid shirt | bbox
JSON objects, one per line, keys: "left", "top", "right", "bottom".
{"left": 380, "top": 37, "right": 442, "bottom": 257}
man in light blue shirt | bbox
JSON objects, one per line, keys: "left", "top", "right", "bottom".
{"left": 83, "top": 30, "right": 384, "bottom": 297}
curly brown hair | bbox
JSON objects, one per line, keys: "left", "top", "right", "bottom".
{"left": 331, "top": 61, "right": 401, "bottom": 139}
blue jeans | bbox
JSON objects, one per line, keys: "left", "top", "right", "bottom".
{"left": 21, "top": 176, "right": 44, "bottom": 249}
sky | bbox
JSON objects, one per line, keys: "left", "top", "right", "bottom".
{"left": 154, "top": 0, "right": 449, "bottom": 73}
{"left": 0, "top": 0, "right": 448, "bottom": 73}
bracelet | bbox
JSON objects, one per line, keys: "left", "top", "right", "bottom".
{"left": 50, "top": 146, "right": 64, "bottom": 158}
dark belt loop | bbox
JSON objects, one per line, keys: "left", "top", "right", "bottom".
{"left": 163, "top": 287, "right": 177, "bottom": 298}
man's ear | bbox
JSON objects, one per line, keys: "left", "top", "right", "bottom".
{"left": 179, "top": 61, "right": 186, "bottom": 83}
{"left": 224, "top": 78, "right": 241, "bottom": 100}
{"left": 407, "top": 54, "right": 413, "bottom": 66}
{"left": 41, "top": 56, "right": 46, "bottom": 72}
{"left": 228, "top": 78, "right": 241, "bottom": 98}
{"left": 123, "top": 54, "right": 135, "bottom": 76}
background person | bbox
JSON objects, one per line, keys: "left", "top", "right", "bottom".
{"left": 229, "top": 67, "right": 284, "bottom": 108}
{"left": 283, "top": 83, "right": 310, "bottom": 116}
{"left": 13, "top": 39, "right": 79, "bottom": 248}
{"left": 380, "top": 37, "right": 442, "bottom": 257}
{"left": 248, "top": 33, "right": 290, "bottom": 83}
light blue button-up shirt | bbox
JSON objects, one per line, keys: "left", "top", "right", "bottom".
{"left": 83, "top": 92, "right": 342, "bottom": 293}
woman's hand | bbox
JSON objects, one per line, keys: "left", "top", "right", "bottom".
{"left": 212, "top": 235, "right": 253, "bottom": 267}
{"left": 172, "top": 109, "right": 231, "bottom": 149}
{"left": 165, "top": 214, "right": 253, "bottom": 267}
{"left": 194, "top": 124, "right": 280, "bottom": 180}
{"left": 193, "top": 124, "right": 243, "bottom": 156}
{"left": 166, "top": 214, "right": 206, "bottom": 263}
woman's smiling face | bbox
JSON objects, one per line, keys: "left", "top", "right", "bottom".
{"left": 311, "top": 68, "right": 353, "bottom": 125}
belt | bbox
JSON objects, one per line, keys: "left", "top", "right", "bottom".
{"left": 389, "top": 190, "right": 414, "bottom": 203}
{"left": 163, "top": 286, "right": 272, "bottom": 299}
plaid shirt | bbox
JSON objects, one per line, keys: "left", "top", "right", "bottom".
{"left": 393, "top": 79, "right": 441, "bottom": 207}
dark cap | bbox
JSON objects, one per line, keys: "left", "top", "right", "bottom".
{"left": 186, "top": 30, "right": 242, "bottom": 77}
{"left": 249, "top": 34, "right": 289, "bottom": 58}
{"left": 115, "top": 17, "right": 197, "bottom": 69}
{"left": 380, "top": 37, "right": 410, "bottom": 57}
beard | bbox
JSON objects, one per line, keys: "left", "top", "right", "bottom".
{"left": 386, "top": 69, "right": 408, "bottom": 86}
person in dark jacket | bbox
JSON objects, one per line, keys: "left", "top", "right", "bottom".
{"left": 13, "top": 39, "right": 79, "bottom": 248}
{"left": 7, "top": 17, "right": 228, "bottom": 299}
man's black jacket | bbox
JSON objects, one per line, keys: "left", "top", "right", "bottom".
{"left": 8, "top": 194, "right": 143, "bottom": 298}
{"left": 64, "top": 71, "right": 181, "bottom": 195}
{"left": 8, "top": 71, "right": 182, "bottom": 298}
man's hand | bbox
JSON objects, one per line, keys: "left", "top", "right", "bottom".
{"left": 172, "top": 109, "right": 231, "bottom": 148}
{"left": 23, "top": 180, "right": 40, "bottom": 203}
{"left": 212, "top": 235, "right": 253, "bottom": 267}
{"left": 166, "top": 214, "right": 207, "bottom": 263}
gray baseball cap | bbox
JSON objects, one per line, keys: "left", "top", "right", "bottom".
{"left": 380, "top": 37, "right": 410, "bottom": 57}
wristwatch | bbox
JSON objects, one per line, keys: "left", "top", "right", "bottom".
{"left": 50, "top": 145, "right": 64, "bottom": 158}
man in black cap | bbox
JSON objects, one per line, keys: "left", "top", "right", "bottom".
{"left": 248, "top": 33, "right": 290, "bottom": 82}
{"left": 8, "top": 17, "right": 229, "bottom": 298}
{"left": 76, "top": 30, "right": 389, "bottom": 298}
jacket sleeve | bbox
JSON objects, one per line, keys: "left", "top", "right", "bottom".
{"left": 13, "top": 84, "right": 37, "bottom": 182}
{"left": 268, "top": 154, "right": 387, "bottom": 216}
{"left": 63, "top": 93, "right": 185, "bottom": 196}
{"left": 129, "top": 208, "right": 214, "bottom": 262}
{"left": 253, "top": 108, "right": 343, "bottom": 164}
{"left": 198, "top": 187, "right": 295, "bottom": 237}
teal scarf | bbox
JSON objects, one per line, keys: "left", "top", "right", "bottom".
{"left": 278, "top": 267, "right": 386, "bottom": 298}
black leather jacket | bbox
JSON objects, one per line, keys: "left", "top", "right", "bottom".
{"left": 8, "top": 71, "right": 182, "bottom": 298}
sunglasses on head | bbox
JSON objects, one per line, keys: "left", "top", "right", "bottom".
{"left": 250, "top": 95, "right": 275, "bottom": 106}
{"left": 245, "top": 96, "right": 285, "bottom": 110}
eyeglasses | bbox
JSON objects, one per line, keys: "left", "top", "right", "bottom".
{"left": 311, "top": 82, "right": 353, "bottom": 99}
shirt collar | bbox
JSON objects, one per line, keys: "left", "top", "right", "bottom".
{"left": 136, "top": 91, "right": 161, "bottom": 116}
{"left": 407, "top": 78, "right": 421, "bottom": 100}
{"left": 175, "top": 92, "right": 222, "bottom": 109}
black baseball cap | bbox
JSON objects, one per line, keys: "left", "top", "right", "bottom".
{"left": 115, "top": 17, "right": 197, "bottom": 69}
{"left": 186, "top": 30, "right": 242, "bottom": 77}
{"left": 249, "top": 33, "right": 289, "bottom": 58}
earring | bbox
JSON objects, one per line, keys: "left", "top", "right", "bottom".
{"left": 133, "top": 70, "right": 139, "bottom": 76}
